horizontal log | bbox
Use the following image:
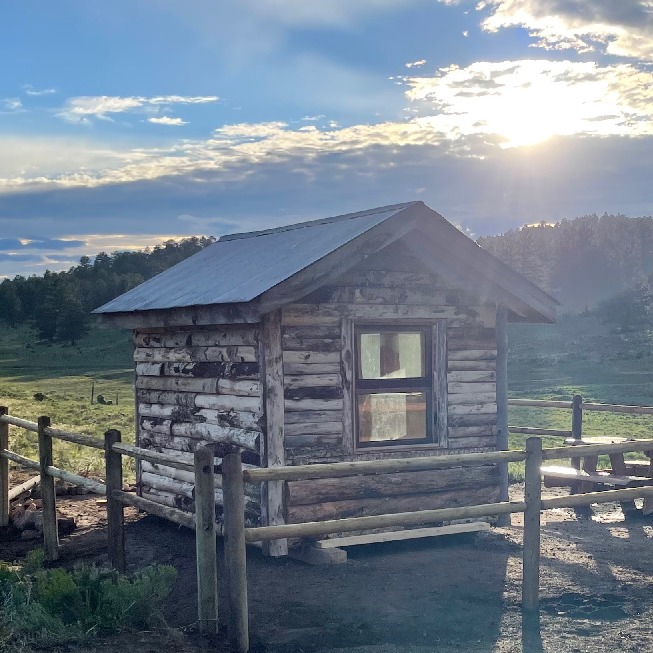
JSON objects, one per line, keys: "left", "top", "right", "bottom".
{"left": 113, "top": 443, "right": 194, "bottom": 472}
{"left": 448, "top": 413, "right": 497, "bottom": 427}
{"left": 134, "top": 331, "right": 192, "bottom": 348}
{"left": 134, "top": 346, "right": 257, "bottom": 364}
{"left": 142, "top": 488, "right": 195, "bottom": 512}
{"left": 139, "top": 403, "right": 176, "bottom": 419}
{"left": 282, "top": 326, "right": 341, "bottom": 339}
{"left": 448, "top": 392, "right": 496, "bottom": 405}
{"left": 282, "top": 351, "right": 340, "bottom": 365}
{"left": 509, "top": 427, "right": 571, "bottom": 437}
{"left": 138, "top": 390, "right": 197, "bottom": 408}
{"left": 581, "top": 402, "right": 653, "bottom": 415}
{"left": 247, "top": 498, "right": 524, "bottom": 542}
{"left": 244, "top": 449, "right": 527, "bottom": 482}
{"left": 448, "top": 403, "right": 497, "bottom": 416}
{"left": 217, "top": 379, "right": 260, "bottom": 397}
{"left": 448, "top": 425, "right": 498, "bottom": 438}
{"left": 447, "top": 360, "right": 496, "bottom": 372}
{"left": 0, "top": 415, "right": 38, "bottom": 432}
{"left": 541, "top": 486, "right": 653, "bottom": 510}
{"left": 284, "top": 387, "right": 343, "bottom": 401}
{"left": 0, "top": 449, "right": 41, "bottom": 472}
{"left": 542, "top": 439, "right": 653, "bottom": 460}
{"left": 113, "top": 490, "right": 196, "bottom": 529}
{"left": 195, "top": 409, "right": 263, "bottom": 431}
{"left": 507, "top": 399, "right": 572, "bottom": 409}
{"left": 303, "top": 286, "right": 454, "bottom": 306}
{"left": 448, "top": 436, "right": 497, "bottom": 449}
{"left": 286, "top": 485, "right": 500, "bottom": 523}
{"left": 283, "top": 362, "right": 340, "bottom": 375}
{"left": 162, "top": 361, "right": 259, "bottom": 379}
{"left": 285, "top": 421, "right": 343, "bottom": 437}
{"left": 282, "top": 337, "right": 342, "bottom": 352}
{"left": 448, "top": 350, "right": 497, "bottom": 361}
{"left": 285, "top": 398, "right": 344, "bottom": 412}
{"left": 286, "top": 465, "right": 499, "bottom": 505}
{"left": 137, "top": 376, "right": 218, "bottom": 393}
{"left": 284, "top": 434, "right": 343, "bottom": 449}
{"left": 195, "top": 394, "right": 261, "bottom": 413}
{"left": 448, "top": 382, "right": 496, "bottom": 395}
{"left": 140, "top": 417, "right": 172, "bottom": 435}
{"left": 136, "top": 362, "right": 165, "bottom": 376}
{"left": 8, "top": 475, "right": 41, "bottom": 501}
{"left": 334, "top": 270, "right": 439, "bottom": 288}
{"left": 447, "top": 326, "right": 495, "bottom": 343}
{"left": 284, "top": 374, "right": 341, "bottom": 389}
{"left": 191, "top": 329, "right": 259, "bottom": 348}
{"left": 170, "top": 422, "right": 261, "bottom": 451}
{"left": 45, "top": 466, "right": 106, "bottom": 495}
{"left": 138, "top": 432, "right": 203, "bottom": 453}
{"left": 284, "top": 410, "right": 343, "bottom": 425}
{"left": 448, "top": 371, "right": 496, "bottom": 383}
{"left": 45, "top": 427, "right": 104, "bottom": 450}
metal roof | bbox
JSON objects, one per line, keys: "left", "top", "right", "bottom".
{"left": 95, "top": 202, "right": 418, "bottom": 314}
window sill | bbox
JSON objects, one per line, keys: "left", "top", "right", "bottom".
{"left": 353, "top": 441, "right": 447, "bottom": 455}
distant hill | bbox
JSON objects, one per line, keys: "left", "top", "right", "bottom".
{"left": 0, "top": 237, "right": 215, "bottom": 343}
{"left": 478, "top": 213, "right": 653, "bottom": 310}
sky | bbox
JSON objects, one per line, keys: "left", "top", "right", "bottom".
{"left": 1, "top": 0, "right": 653, "bottom": 277}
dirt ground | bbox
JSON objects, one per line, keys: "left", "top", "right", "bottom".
{"left": 2, "top": 484, "right": 653, "bottom": 653}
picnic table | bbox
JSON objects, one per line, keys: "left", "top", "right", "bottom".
{"left": 541, "top": 436, "right": 653, "bottom": 516}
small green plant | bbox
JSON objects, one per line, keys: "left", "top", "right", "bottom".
{"left": 0, "top": 560, "right": 177, "bottom": 647}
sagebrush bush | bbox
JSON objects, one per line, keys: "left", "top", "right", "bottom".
{"left": 0, "top": 554, "right": 177, "bottom": 647}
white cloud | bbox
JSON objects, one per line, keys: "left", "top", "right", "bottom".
{"left": 406, "top": 59, "right": 427, "bottom": 68}
{"left": 57, "top": 94, "right": 218, "bottom": 123}
{"left": 473, "top": 0, "right": 653, "bottom": 60}
{"left": 22, "top": 84, "right": 56, "bottom": 96}
{"left": 3, "top": 98, "right": 23, "bottom": 111}
{"left": 148, "top": 116, "right": 188, "bottom": 126}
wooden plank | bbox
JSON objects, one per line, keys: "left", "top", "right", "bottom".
{"left": 282, "top": 351, "right": 340, "bottom": 365}
{"left": 494, "top": 306, "right": 509, "bottom": 518}
{"left": 522, "top": 438, "right": 542, "bottom": 612}
{"left": 194, "top": 446, "right": 219, "bottom": 634}
{"left": 449, "top": 426, "right": 498, "bottom": 438}
{"left": 285, "top": 422, "right": 342, "bottom": 436}
{"left": 285, "top": 398, "right": 344, "bottom": 412}
{"left": 433, "top": 320, "right": 448, "bottom": 447}
{"left": 340, "top": 318, "right": 354, "bottom": 456}
{"left": 170, "top": 423, "right": 261, "bottom": 451}
{"left": 284, "top": 374, "right": 340, "bottom": 389}
{"left": 285, "top": 410, "right": 343, "bottom": 425}
{"left": 448, "top": 392, "right": 497, "bottom": 405}
{"left": 260, "top": 310, "right": 288, "bottom": 557}
{"left": 448, "top": 350, "right": 497, "bottom": 361}
{"left": 137, "top": 376, "right": 218, "bottom": 393}
{"left": 448, "top": 370, "right": 496, "bottom": 383}
{"left": 447, "top": 360, "right": 496, "bottom": 372}
{"left": 448, "top": 403, "right": 497, "bottom": 416}
{"left": 448, "top": 382, "right": 496, "bottom": 395}
{"left": 284, "top": 303, "right": 472, "bottom": 323}
{"left": 157, "top": 361, "right": 260, "bottom": 380}
{"left": 38, "top": 416, "right": 59, "bottom": 561}
{"left": 284, "top": 434, "right": 343, "bottom": 448}
{"left": 195, "top": 394, "right": 261, "bottom": 413}
{"left": 282, "top": 325, "right": 341, "bottom": 339}
{"left": 281, "top": 337, "right": 342, "bottom": 352}
{"left": 134, "top": 346, "right": 257, "bottom": 364}
{"left": 104, "top": 429, "right": 125, "bottom": 573}
{"left": 0, "top": 407, "right": 8, "bottom": 527}
{"left": 283, "top": 362, "right": 340, "bottom": 375}
{"left": 540, "top": 465, "right": 642, "bottom": 487}
{"left": 449, "top": 436, "right": 497, "bottom": 449}
{"left": 302, "top": 285, "right": 454, "bottom": 306}
{"left": 315, "top": 522, "right": 490, "bottom": 548}
{"left": 449, "top": 413, "right": 497, "bottom": 427}
{"left": 286, "top": 465, "right": 499, "bottom": 505}
{"left": 284, "top": 387, "right": 342, "bottom": 401}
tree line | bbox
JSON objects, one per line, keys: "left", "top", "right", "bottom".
{"left": 0, "top": 237, "right": 215, "bottom": 344}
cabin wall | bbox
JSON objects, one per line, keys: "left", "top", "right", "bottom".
{"left": 133, "top": 325, "right": 263, "bottom": 525}
{"left": 280, "top": 241, "right": 500, "bottom": 523}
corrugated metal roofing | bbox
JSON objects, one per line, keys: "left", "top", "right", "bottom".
{"left": 95, "top": 202, "right": 418, "bottom": 314}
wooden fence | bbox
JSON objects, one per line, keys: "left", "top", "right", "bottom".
{"left": 2, "top": 402, "right": 653, "bottom": 653}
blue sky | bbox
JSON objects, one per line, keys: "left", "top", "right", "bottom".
{"left": 1, "top": 1, "right": 653, "bottom": 277}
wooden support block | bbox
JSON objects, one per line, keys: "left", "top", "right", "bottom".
{"left": 289, "top": 543, "right": 347, "bottom": 565}
{"left": 314, "top": 522, "right": 490, "bottom": 548}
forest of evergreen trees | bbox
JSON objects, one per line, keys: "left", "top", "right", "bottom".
{"left": 2, "top": 211, "right": 653, "bottom": 345}
{"left": 0, "top": 237, "right": 214, "bottom": 344}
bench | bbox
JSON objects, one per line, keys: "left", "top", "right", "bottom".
{"left": 541, "top": 465, "right": 651, "bottom": 489}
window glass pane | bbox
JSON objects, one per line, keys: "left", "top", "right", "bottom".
{"left": 359, "top": 332, "right": 424, "bottom": 379}
{"left": 357, "top": 392, "right": 427, "bottom": 442}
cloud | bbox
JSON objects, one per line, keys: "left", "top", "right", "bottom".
{"left": 0, "top": 237, "right": 84, "bottom": 251}
{"left": 22, "top": 84, "right": 56, "bottom": 96}
{"left": 471, "top": 0, "right": 653, "bottom": 60}
{"left": 148, "top": 116, "right": 188, "bottom": 126}
{"left": 57, "top": 94, "right": 218, "bottom": 123}
{"left": 405, "top": 59, "right": 427, "bottom": 68}
{"left": 2, "top": 98, "right": 23, "bottom": 112}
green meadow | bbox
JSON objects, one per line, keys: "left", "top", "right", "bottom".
{"left": 1, "top": 312, "right": 653, "bottom": 481}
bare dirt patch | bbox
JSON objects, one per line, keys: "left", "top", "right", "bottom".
{"left": 2, "top": 483, "right": 652, "bottom": 653}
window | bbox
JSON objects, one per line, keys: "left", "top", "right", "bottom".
{"left": 355, "top": 326, "right": 433, "bottom": 448}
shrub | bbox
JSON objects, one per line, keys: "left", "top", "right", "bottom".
{"left": 0, "top": 554, "right": 176, "bottom": 647}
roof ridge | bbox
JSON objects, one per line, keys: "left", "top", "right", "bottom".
{"left": 220, "top": 201, "right": 419, "bottom": 241}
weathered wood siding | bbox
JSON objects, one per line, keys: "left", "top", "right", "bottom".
{"left": 134, "top": 325, "right": 263, "bottom": 525}
{"left": 280, "top": 240, "right": 500, "bottom": 522}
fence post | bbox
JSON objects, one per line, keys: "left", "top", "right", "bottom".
{"left": 522, "top": 437, "right": 542, "bottom": 612}
{"left": 104, "top": 429, "right": 125, "bottom": 573}
{"left": 0, "top": 407, "right": 9, "bottom": 527}
{"left": 194, "top": 445, "right": 218, "bottom": 634}
{"left": 571, "top": 394, "right": 583, "bottom": 441}
{"left": 38, "top": 416, "right": 59, "bottom": 561}
{"left": 222, "top": 451, "right": 249, "bottom": 653}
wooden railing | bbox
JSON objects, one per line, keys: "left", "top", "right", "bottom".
{"left": 3, "top": 403, "right": 653, "bottom": 653}
{"left": 509, "top": 395, "right": 653, "bottom": 439}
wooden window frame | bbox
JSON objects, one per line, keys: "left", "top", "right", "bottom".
{"left": 353, "top": 323, "right": 440, "bottom": 450}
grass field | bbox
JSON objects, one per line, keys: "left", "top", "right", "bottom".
{"left": 1, "top": 313, "right": 653, "bottom": 481}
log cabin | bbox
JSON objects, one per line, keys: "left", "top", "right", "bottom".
{"left": 95, "top": 201, "right": 557, "bottom": 555}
